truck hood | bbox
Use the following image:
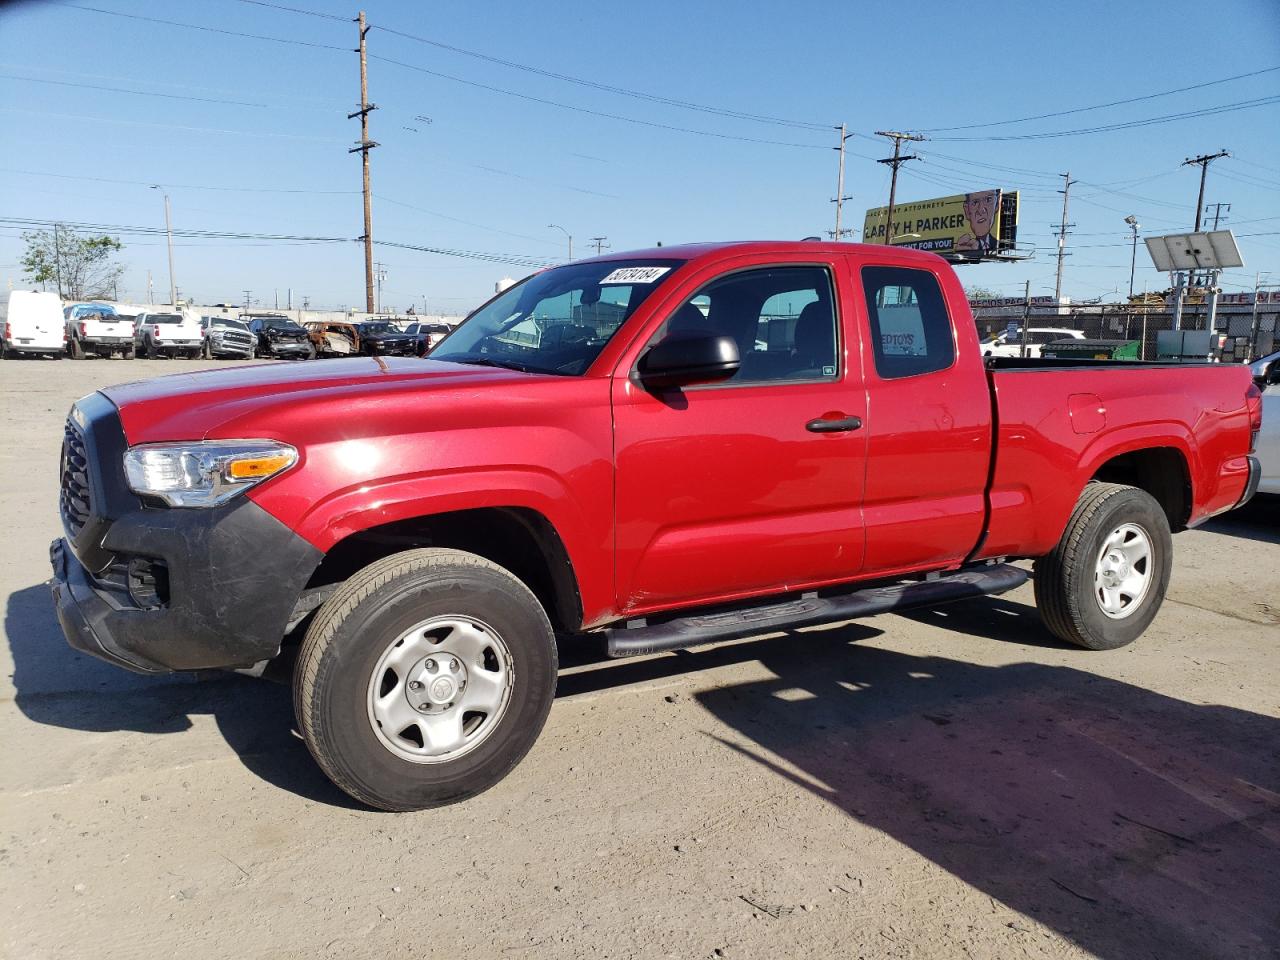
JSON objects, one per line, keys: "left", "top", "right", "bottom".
{"left": 101, "top": 356, "right": 535, "bottom": 444}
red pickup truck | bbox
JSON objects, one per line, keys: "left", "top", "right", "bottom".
{"left": 50, "top": 241, "right": 1263, "bottom": 810}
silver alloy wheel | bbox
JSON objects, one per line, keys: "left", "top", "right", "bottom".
{"left": 1093, "top": 522, "right": 1153, "bottom": 620}
{"left": 366, "top": 616, "right": 514, "bottom": 763}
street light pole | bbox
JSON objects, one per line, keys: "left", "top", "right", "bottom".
{"left": 548, "top": 224, "right": 572, "bottom": 261}
{"left": 1124, "top": 216, "right": 1140, "bottom": 301}
{"left": 152, "top": 186, "right": 176, "bottom": 306}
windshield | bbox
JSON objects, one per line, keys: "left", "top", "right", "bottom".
{"left": 360, "top": 322, "right": 396, "bottom": 335}
{"left": 261, "top": 318, "right": 302, "bottom": 331}
{"left": 432, "top": 259, "right": 683, "bottom": 375}
{"left": 216, "top": 319, "right": 249, "bottom": 332}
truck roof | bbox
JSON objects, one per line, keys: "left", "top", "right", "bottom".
{"left": 576, "top": 240, "right": 949, "bottom": 268}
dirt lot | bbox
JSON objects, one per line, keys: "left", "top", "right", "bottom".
{"left": 1, "top": 357, "right": 1277, "bottom": 960}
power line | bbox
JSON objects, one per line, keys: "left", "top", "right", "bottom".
{"left": 0, "top": 107, "right": 343, "bottom": 142}
{"left": 0, "top": 72, "right": 269, "bottom": 107}
{"left": 375, "top": 195, "right": 562, "bottom": 247}
{"left": 928, "top": 95, "right": 1280, "bottom": 141}
{"left": 232, "top": 0, "right": 351, "bottom": 21}
{"left": 368, "top": 54, "right": 828, "bottom": 149}
{"left": 919, "top": 64, "right": 1280, "bottom": 133}
{"left": 0, "top": 167, "right": 355, "bottom": 194}
{"left": 55, "top": 3, "right": 350, "bottom": 51}
{"left": 370, "top": 23, "right": 830, "bottom": 132}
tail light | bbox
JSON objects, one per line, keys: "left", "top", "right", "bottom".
{"left": 1246, "top": 381, "right": 1262, "bottom": 453}
{"left": 79, "top": 322, "right": 87, "bottom": 336}
{"left": 3, "top": 322, "right": 9, "bottom": 340}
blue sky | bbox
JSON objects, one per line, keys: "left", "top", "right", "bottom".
{"left": 1, "top": 0, "right": 1278, "bottom": 311}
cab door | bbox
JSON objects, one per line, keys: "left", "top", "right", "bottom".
{"left": 849, "top": 258, "right": 993, "bottom": 573}
{"left": 611, "top": 256, "right": 868, "bottom": 614}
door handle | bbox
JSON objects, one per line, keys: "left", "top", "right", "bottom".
{"left": 805, "top": 415, "right": 863, "bottom": 433}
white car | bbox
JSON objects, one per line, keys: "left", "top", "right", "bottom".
{"left": 1, "top": 290, "right": 65, "bottom": 359}
{"left": 1250, "top": 350, "right": 1280, "bottom": 495}
{"left": 984, "top": 327, "right": 1086, "bottom": 359}
{"left": 134, "top": 310, "right": 204, "bottom": 359}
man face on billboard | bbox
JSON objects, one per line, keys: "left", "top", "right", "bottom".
{"left": 956, "top": 190, "right": 999, "bottom": 252}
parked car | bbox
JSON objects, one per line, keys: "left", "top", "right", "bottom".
{"left": 984, "top": 327, "right": 1086, "bottom": 358}
{"left": 49, "top": 240, "right": 1262, "bottom": 811}
{"left": 64, "top": 302, "right": 135, "bottom": 359}
{"left": 1250, "top": 349, "right": 1280, "bottom": 495}
{"left": 1, "top": 290, "right": 65, "bottom": 359}
{"left": 134, "top": 311, "right": 203, "bottom": 359}
{"left": 404, "top": 320, "right": 452, "bottom": 356}
{"left": 245, "top": 315, "right": 315, "bottom": 360}
{"left": 356, "top": 320, "right": 418, "bottom": 356}
{"left": 305, "top": 321, "right": 361, "bottom": 357}
{"left": 201, "top": 317, "right": 255, "bottom": 359}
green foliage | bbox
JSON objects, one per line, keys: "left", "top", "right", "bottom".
{"left": 21, "top": 225, "right": 125, "bottom": 300}
{"left": 964, "top": 285, "right": 1000, "bottom": 301}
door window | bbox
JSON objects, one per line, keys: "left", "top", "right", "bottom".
{"left": 861, "top": 266, "right": 955, "bottom": 379}
{"left": 655, "top": 266, "right": 839, "bottom": 384}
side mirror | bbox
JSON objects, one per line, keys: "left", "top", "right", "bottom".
{"left": 638, "top": 332, "right": 740, "bottom": 390}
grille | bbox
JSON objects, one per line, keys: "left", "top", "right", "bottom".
{"left": 59, "top": 418, "right": 92, "bottom": 538}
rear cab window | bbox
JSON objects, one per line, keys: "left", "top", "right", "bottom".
{"left": 860, "top": 266, "right": 955, "bottom": 379}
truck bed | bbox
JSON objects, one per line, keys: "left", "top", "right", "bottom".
{"left": 977, "top": 360, "right": 1256, "bottom": 560}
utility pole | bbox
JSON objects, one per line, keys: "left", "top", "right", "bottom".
{"left": 1125, "top": 215, "right": 1140, "bottom": 300}
{"left": 1183, "top": 150, "right": 1228, "bottom": 231}
{"left": 1249, "top": 271, "right": 1270, "bottom": 360}
{"left": 548, "top": 224, "right": 573, "bottom": 260}
{"left": 1204, "top": 201, "right": 1231, "bottom": 230}
{"left": 374, "top": 261, "right": 387, "bottom": 313}
{"left": 302, "top": 296, "right": 311, "bottom": 311}
{"left": 1019, "top": 280, "right": 1032, "bottom": 358}
{"left": 243, "top": 289, "right": 252, "bottom": 310}
{"left": 830, "top": 123, "right": 854, "bottom": 240}
{"left": 151, "top": 187, "right": 176, "bottom": 306}
{"left": 589, "top": 236, "right": 610, "bottom": 256}
{"left": 1053, "top": 172, "right": 1076, "bottom": 302}
{"left": 52, "top": 224, "right": 64, "bottom": 298}
{"left": 875, "top": 131, "right": 924, "bottom": 245}
{"left": 348, "top": 11, "right": 378, "bottom": 314}
{"left": 147, "top": 270, "right": 154, "bottom": 305}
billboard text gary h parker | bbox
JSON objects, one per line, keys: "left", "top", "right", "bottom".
{"left": 863, "top": 189, "right": 1019, "bottom": 259}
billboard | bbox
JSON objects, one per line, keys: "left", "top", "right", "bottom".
{"left": 863, "top": 189, "right": 1019, "bottom": 257}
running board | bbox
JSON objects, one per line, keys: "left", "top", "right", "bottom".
{"left": 603, "top": 563, "right": 1029, "bottom": 658}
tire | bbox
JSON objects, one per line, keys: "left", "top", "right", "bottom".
{"left": 294, "top": 548, "right": 558, "bottom": 811}
{"left": 1033, "top": 482, "right": 1172, "bottom": 651}
{"left": 305, "top": 344, "right": 316, "bottom": 360}
{"left": 68, "top": 338, "right": 84, "bottom": 359}
{"left": 202, "top": 341, "right": 212, "bottom": 359}
{"left": 122, "top": 347, "right": 135, "bottom": 360}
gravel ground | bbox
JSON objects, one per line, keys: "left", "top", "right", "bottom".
{"left": 1, "top": 356, "right": 1277, "bottom": 960}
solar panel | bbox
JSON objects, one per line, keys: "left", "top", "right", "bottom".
{"left": 1144, "top": 230, "right": 1244, "bottom": 272}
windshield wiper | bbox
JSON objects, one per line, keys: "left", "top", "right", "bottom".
{"left": 441, "top": 354, "right": 542, "bottom": 374}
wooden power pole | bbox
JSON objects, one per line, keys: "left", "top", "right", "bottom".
{"left": 1184, "top": 150, "right": 1229, "bottom": 232}
{"left": 875, "top": 131, "right": 923, "bottom": 245}
{"left": 348, "top": 11, "right": 378, "bottom": 314}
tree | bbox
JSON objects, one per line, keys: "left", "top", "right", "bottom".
{"left": 21, "top": 225, "right": 125, "bottom": 300}
{"left": 965, "top": 285, "right": 1000, "bottom": 301}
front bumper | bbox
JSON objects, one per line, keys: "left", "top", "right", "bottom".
{"left": 366, "top": 340, "right": 417, "bottom": 356}
{"left": 210, "top": 341, "right": 254, "bottom": 358}
{"left": 49, "top": 394, "right": 323, "bottom": 673}
{"left": 263, "top": 341, "right": 312, "bottom": 357}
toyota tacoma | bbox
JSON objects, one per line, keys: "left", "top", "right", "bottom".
{"left": 50, "top": 241, "right": 1263, "bottom": 810}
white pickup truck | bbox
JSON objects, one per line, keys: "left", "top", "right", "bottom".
{"left": 134, "top": 311, "right": 203, "bottom": 359}
{"left": 64, "top": 303, "right": 136, "bottom": 359}
{"left": 983, "top": 327, "right": 1086, "bottom": 359}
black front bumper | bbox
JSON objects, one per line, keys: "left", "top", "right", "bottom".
{"left": 49, "top": 394, "right": 323, "bottom": 674}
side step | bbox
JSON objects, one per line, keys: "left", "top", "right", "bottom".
{"left": 603, "top": 563, "right": 1029, "bottom": 658}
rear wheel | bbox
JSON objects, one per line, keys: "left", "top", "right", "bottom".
{"left": 1034, "top": 482, "right": 1172, "bottom": 650}
{"left": 68, "top": 338, "right": 85, "bottom": 359}
{"left": 294, "top": 548, "right": 557, "bottom": 811}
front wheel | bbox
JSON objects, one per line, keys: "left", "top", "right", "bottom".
{"left": 1034, "top": 482, "right": 1172, "bottom": 650}
{"left": 294, "top": 548, "right": 558, "bottom": 811}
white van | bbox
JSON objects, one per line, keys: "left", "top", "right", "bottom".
{"left": 1, "top": 291, "right": 65, "bottom": 359}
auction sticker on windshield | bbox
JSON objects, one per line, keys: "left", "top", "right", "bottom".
{"left": 600, "top": 266, "right": 670, "bottom": 284}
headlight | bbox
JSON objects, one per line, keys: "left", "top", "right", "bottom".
{"left": 123, "top": 440, "right": 298, "bottom": 508}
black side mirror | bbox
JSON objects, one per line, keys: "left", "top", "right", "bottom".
{"left": 638, "top": 332, "right": 740, "bottom": 390}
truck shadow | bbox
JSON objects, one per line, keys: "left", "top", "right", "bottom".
{"left": 693, "top": 627, "right": 1280, "bottom": 960}
{"left": 1199, "top": 495, "right": 1280, "bottom": 544}
{"left": 4, "top": 582, "right": 361, "bottom": 808}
